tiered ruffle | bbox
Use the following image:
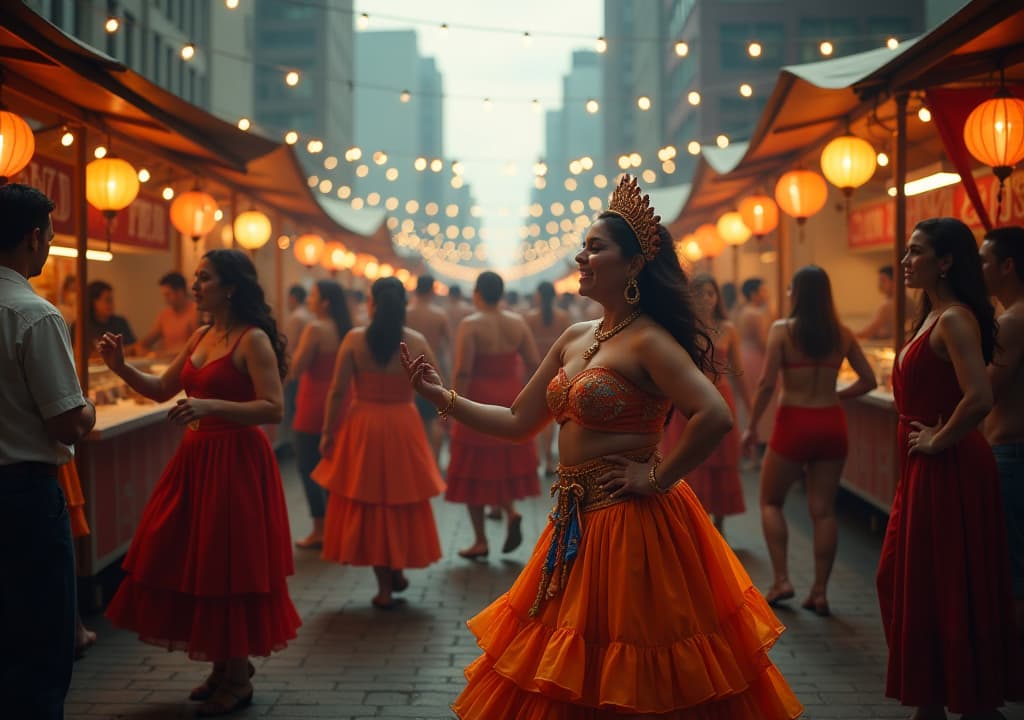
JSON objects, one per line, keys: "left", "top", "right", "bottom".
{"left": 453, "top": 480, "right": 802, "bottom": 718}
{"left": 58, "top": 460, "right": 89, "bottom": 538}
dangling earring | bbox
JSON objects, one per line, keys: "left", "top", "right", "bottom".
{"left": 624, "top": 277, "right": 640, "bottom": 305}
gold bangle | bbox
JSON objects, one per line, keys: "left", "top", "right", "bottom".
{"left": 648, "top": 463, "right": 670, "bottom": 494}
{"left": 437, "top": 388, "right": 458, "bottom": 420}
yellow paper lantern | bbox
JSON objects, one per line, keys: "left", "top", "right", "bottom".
{"left": 85, "top": 157, "right": 140, "bottom": 216}
{"left": 169, "top": 190, "right": 218, "bottom": 242}
{"left": 293, "top": 233, "right": 326, "bottom": 267}
{"left": 964, "top": 89, "right": 1024, "bottom": 181}
{"left": 677, "top": 233, "right": 702, "bottom": 264}
{"left": 820, "top": 135, "right": 877, "bottom": 195}
{"left": 363, "top": 260, "right": 380, "bottom": 280}
{"left": 0, "top": 110, "right": 35, "bottom": 180}
{"left": 319, "top": 240, "right": 346, "bottom": 272}
{"left": 716, "top": 211, "right": 752, "bottom": 246}
{"left": 694, "top": 223, "right": 725, "bottom": 258}
{"left": 738, "top": 195, "right": 779, "bottom": 237}
{"left": 774, "top": 170, "right": 828, "bottom": 224}
{"left": 233, "top": 210, "right": 272, "bottom": 250}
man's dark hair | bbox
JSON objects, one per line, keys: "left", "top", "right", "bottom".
{"left": 879, "top": 265, "right": 894, "bottom": 279}
{"left": 159, "top": 271, "right": 187, "bottom": 292}
{"left": 288, "top": 284, "right": 307, "bottom": 303}
{"left": 475, "top": 271, "right": 504, "bottom": 305}
{"left": 0, "top": 184, "right": 55, "bottom": 252}
{"left": 984, "top": 226, "right": 1024, "bottom": 283}
{"left": 741, "top": 277, "right": 763, "bottom": 301}
{"left": 415, "top": 274, "right": 435, "bottom": 296}
{"left": 449, "top": 286, "right": 463, "bottom": 299}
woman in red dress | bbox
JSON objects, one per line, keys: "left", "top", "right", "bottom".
{"left": 313, "top": 277, "right": 445, "bottom": 609}
{"left": 97, "top": 249, "right": 300, "bottom": 716}
{"left": 289, "top": 280, "right": 351, "bottom": 549}
{"left": 660, "top": 273, "right": 751, "bottom": 535}
{"left": 446, "top": 271, "right": 541, "bottom": 559}
{"left": 876, "top": 217, "right": 1020, "bottom": 719}
{"left": 404, "top": 175, "right": 802, "bottom": 719}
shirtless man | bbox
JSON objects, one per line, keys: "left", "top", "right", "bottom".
{"left": 980, "top": 226, "right": 1024, "bottom": 643}
{"left": 406, "top": 275, "right": 452, "bottom": 461}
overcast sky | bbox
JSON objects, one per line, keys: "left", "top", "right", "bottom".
{"left": 353, "top": 0, "right": 603, "bottom": 257}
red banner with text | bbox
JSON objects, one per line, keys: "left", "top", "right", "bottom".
{"left": 848, "top": 173, "right": 1024, "bottom": 250}
{"left": 12, "top": 154, "right": 173, "bottom": 251}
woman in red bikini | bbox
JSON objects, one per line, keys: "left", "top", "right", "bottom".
{"left": 877, "top": 218, "right": 1020, "bottom": 720}
{"left": 404, "top": 175, "right": 803, "bottom": 719}
{"left": 97, "top": 249, "right": 300, "bottom": 716}
{"left": 742, "top": 265, "right": 876, "bottom": 616}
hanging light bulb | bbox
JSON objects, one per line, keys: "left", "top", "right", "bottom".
{"left": 674, "top": 40, "right": 689, "bottom": 57}
{"left": 747, "top": 41, "right": 762, "bottom": 58}
{"left": 180, "top": 43, "right": 195, "bottom": 61}
{"left": 637, "top": 95, "right": 651, "bottom": 111}
{"left": 688, "top": 91, "right": 701, "bottom": 106}
{"left": 60, "top": 128, "right": 74, "bottom": 147}
{"left": 595, "top": 36, "right": 607, "bottom": 53}
{"left": 687, "top": 140, "right": 701, "bottom": 155}
{"left": 585, "top": 99, "right": 599, "bottom": 114}
{"left": 105, "top": 17, "right": 119, "bottom": 33}
{"left": 284, "top": 130, "right": 298, "bottom": 145}
{"left": 886, "top": 37, "right": 899, "bottom": 50}
{"left": 716, "top": 134, "right": 730, "bottom": 149}
{"left": 819, "top": 40, "right": 834, "bottom": 56}
{"left": 918, "top": 106, "right": 932, "bottom": 122}
{"left": 93, "top": 145, "right": 107, "bottom": 159}
{"left": 357, "top": 12, "right": 369, "bottom": 30}
{"left": 237, "top": 117, "right": 250, "bottom": 131}
{"left": 739, "top": 83, "right": 753, "bottom": 98}
{"left": 399, "top": 89, "right": 411, "bottom": 103}
{"left": 531, "top": 98, "right": 541, "bottom": 113}
{"left": 521, "top": 32, "right": 531, "bottom": 47}
{"left": 285, "top": 70, "right": 300, "bottom": 87}
{"left": 482, "top": 98, "right": 493, "bottom": 112}
{"left": 439, "top": 23, "right": 449, "bottom": 37}
{"left": 225, "top": 0, "right": 239, "bottom": 8}
{"left": 877, "top": 151, "right": 890, "bottom": 167}
{"left": 137, "top": 168, "right": 150, "bottom": 182}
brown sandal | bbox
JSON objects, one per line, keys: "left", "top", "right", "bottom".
{"left": 195, "top": 679, "right": 253, "bottom": 717}
{"left": 189, "top": 661, "right": 255, "bottom": 702}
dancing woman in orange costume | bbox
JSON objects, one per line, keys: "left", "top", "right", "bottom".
{"left": 404, "top": 175, "right": 803, "bottom": 719}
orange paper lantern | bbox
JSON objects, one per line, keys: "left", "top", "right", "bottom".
{"left": 774, "top": 170, "right": 828, "bottom": 224}
{"left": 0, "top": 110, "right": 35, "bottom": 181}
{"left": 319, "top": 240, "right": 347, "bottom": 272}
{"left": 293, "top": 233, "right": 326, "bottom": 267}
{"left": 716, "top": 211, "right": 752, "bottom": 246}
{"left": 169, "top": 190, "right": 218, "bottom": 241}
{"left": 694, "top": 223, "right": 725, "bottom": 258}
{"left": 738, "top": 195, "right": 779, "bottom": 237}
{"left": 85, "top": 157, "right": 140, "bottom": 215}
{"left": 964, "top": 89, "right": 1024, "bottom": 181}
{"left": 820, "top": 135, "right": 877, "bottom": 195}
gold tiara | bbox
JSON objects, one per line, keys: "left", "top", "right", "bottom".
{"left": 605, "top": 174, "right": 661, "bottom": 262}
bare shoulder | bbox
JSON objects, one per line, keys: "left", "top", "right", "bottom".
{"left": 938, "top": 305, "right": 981, "bottom": 335}
{"left": 769, "top": 318, "right": 790, "bottom": 334}
{"left": 403, "top": 326, "right": 428, "bottom": 347}
{"left": 997, "top": 309, "right": 1024, "bottom": 345}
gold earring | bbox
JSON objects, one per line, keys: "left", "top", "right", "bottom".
{"left": 624, "top": 277, "right": 640, "bottom": 305}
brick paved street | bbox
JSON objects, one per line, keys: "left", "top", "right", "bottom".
{"left": 66, "top": 455, "right": 1024, "bottom": 720}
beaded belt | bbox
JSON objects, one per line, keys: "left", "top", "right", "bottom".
{"left": 529, "top": 446, "right": 660, "bottom": 616}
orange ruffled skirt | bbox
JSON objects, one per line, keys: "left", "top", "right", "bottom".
{"left": 58, "top": 460, "right": 89, "bottom": 538}
{"left": 313, "top": 375, "right": 445, "bottom": 569}
{"left": 453, "top": 455, "right": 802, "bottom": 719}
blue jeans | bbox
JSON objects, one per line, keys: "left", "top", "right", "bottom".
{"left": 0, "top": 463, "right": 76, "bottom": 719}
{"left": 993, "top": 442, "right": 1024, "bottom": 598}
{"left": 293, "top": 432, "right": 326, "bottom": 519}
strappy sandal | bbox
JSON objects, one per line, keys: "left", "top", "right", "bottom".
{"left": 189, "top": 661, "right": 255, "bottom": 702}
{"left": 195, "top": 679, "right": 253, "bottom": 717}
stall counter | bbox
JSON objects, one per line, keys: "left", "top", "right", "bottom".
{"left": 841, "top": 388, "right": 898, "bottom": 513}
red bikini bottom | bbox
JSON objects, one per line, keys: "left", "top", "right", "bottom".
{"left": 768, "top": 405, "right": 848, "bottom": 464}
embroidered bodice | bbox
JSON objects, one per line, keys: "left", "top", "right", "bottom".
{"left": 546, "top": 366, "right": 671, "bottom": 434}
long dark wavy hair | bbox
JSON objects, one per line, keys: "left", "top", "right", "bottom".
{"left": 537, "top": 280, "right": 556, "bottom": 326}
{"left": 913, "top": 217, "right": 997, "bottom": 364}
{"left": 86, "top": 280, "right": 112, "bottom": 324}
{"left": 366, "top": 277, "right": 406, "bottom": 366}
{"left": 788, "top": 265, "right": 841, "bottom": 359}
{"left": 203, "top": 249, "right": 288, "bottom": 378}
{"left": 315, "top": 280, "right": 353, "bottom": 341}
{"left": 597, "top": 212, "right": 714, "bottom": 374}
{"left": 692, "top": 273, "right": 727, "bottom": 323}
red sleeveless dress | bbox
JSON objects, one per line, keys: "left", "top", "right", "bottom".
{"left": 877, "top": 317, "right": 1021, "bottom": 713}
{"left": 312, "top": 371, "right": 444, "bottom": 568}
{"left": 105, "top": 328, "right": 301, "bottom": 661}
{"left": 660, "top": 377, "right": 745, "bottom": 517}
{"left": 446, "top": 352, "right": 539, "bottom": 505}
{"left": 292, "top": 350, "right": 336, "bottom": 435}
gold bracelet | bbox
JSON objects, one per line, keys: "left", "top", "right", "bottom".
{"left": 437, "top": 388, "right": 458, "bottom": 420}
{"left": 648, "top": 463, "right": 671, "bottom": 494}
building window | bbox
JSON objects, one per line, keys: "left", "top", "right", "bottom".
{"left": 719, "top": 96, "right": 767, "bottom": 138}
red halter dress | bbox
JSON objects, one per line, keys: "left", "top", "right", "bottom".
{"left": 451, "top": 365, "right": 803, "bottom": 719}
{"left": 105, "top": 328, "right": 301, "bottom": 661}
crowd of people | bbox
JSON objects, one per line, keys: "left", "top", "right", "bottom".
{"left": 1, "top": 176, "right": 1022, "bottom": 718}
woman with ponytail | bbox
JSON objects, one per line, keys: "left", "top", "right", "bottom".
{"left": 526, "top": 281, "right": 572, "bottom": 475}
{"left": 313, "top": 277, "right": 445, "bottom": 609}
{"left": 288, "top": 280, "right": 352, "bottom": 549}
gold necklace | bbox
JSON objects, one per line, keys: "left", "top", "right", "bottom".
{"left": 583, "top": 310, "right": 641, "bottom": 360}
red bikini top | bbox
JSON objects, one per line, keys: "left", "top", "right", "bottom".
{"left": 546, "top": 366, "right": 671, "bottom": 434}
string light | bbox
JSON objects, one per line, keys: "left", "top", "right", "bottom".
{"left": 877, "top": 152, "right": 890, "bottom": 167}
{"left": 716, "top": 134, "right": 730, "bottom": 148}
{"left": 225, "top": 0, "right": 239, "bottom": 8}
{"left": 819, "top": 41, "right": 834, "bottom": 56}
{"left": 400, "top": 89, "right": 411, "bottom": 103}
{"left": 357, "top": 13, "right": 369, "bottom": 30}
{"left": 284, "top": 130, "right": 298, "bottom": 144}
{"left": 739, "top": 83, "right": 753, "bottom": 98}
{"left": 237, "top": 117, "right": 250, "bottom": 131}
{"left": 531, "top": 98, "right": 542, "bottom": 113}
{"left": 60, "top": 130, "right": 74, "bottom": 147}
{"left": 180, "top": 43, "right": 195, "bottom": 61}
{"left": 324, "top": 155, "right": 338, "bottom": 170}
{"left": 674, "top": 40, "right": 689, "bottom": 57}
{"left": 595, "top": 36, "right": 607, "bottom": 53}
{"left": 585, "top": 99, "right": 599, "bottom": 114}
{"left": 439, "top": 23, "right": 449, "bottom": 37}
{"left": 521, "top": 32, "right": 532, "bottom": 47}
{"left": 886, "top": 37, "right": 899, "bottom": 50}
{"left": 285, "top": 70, "right": 300, "bottom": 86}
{"left": 917, "top": 106, "right": 932, "bottom": 122}
{"left": 688, "top": 91, "right": 701, "bottom": 106}
{"left": 105, "top": 17, "right": 119, "bottom": 33}
{"left": 637, "top": 95, "right": 651, "bottom": 111}
{"left": 687, "top": 141, "right": 701, "bottom": 155}
{"left": 161, "top": 186, "right": 174, "bottom": 200}
{"left": 748, "top": 42, "right": 762, "bottom": 58}
{"left": 306, "top": 139, "right": 323, "bottom": 153}
{"left": 482, "top": 98, "right": 493, "bottom": 111}
{"left": 93, "top": 146, "right": 107, "bottom": 159}
{"left": 137, "top": 168, "right": 150, "bottom": 182}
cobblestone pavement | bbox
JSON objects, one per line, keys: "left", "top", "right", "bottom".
{"left": 66, "top": 454, "right": 1024, "bottom": 720}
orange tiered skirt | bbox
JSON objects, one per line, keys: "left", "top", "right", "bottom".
{"left": 313, "top": 392, "right": 445, "bottom": 569}
{"left": 58, "top": 460, "right": 89, "bottom": 538}
{"left": 453, "top": 452, "right": 803, "bottom": 719}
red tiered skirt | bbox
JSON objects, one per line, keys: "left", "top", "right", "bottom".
{"left": 58, "top": 460, "right": 89, "bottom": 538}
{"left": 661, "top": 380, "right": 745, "bottom": 517}
{"left": 106, "top": 423, "right": 300, "bottom": 661}
{"left": 877, "top": 426, "right": 1022, "bottom": 713}
{"left": 313, "top": 397, "right": 445, "bottom": 568}
{"left": 453, "top": 456, "right": 803, "bottom": 719}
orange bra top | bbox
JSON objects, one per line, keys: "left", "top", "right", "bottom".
{"left": 546, "top": 366, "right": 671, "bottom": 434}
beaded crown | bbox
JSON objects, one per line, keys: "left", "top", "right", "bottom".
{"left": 605, "top": 174, "right": 662, "bottom": 262}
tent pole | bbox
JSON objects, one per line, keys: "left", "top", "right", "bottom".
{"left": 894, "top": 92, "right": 909, "bottom": 352}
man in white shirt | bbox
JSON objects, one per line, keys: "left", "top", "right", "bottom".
{"left": 0, "top": 184, "right": 96, "bottom": 718}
